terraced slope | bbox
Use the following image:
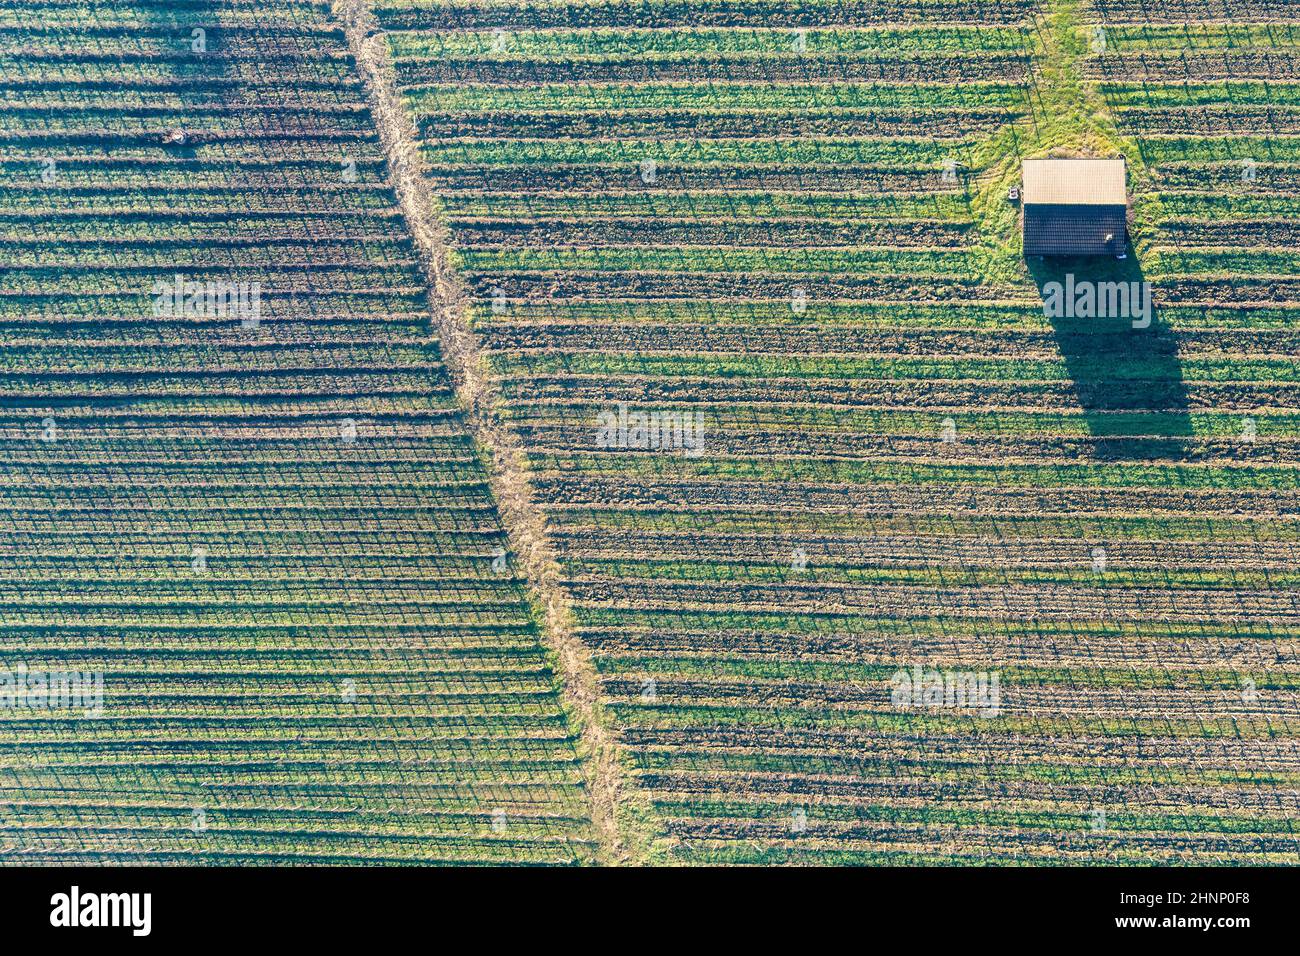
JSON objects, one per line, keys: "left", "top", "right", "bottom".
{"left": 374, "top": 0, "right": 1300, "bottom": 864}
{"left": 0, "top": 0, "right": 593, "bottom": 864}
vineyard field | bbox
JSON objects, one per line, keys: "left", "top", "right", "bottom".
{"left": 373, "top": 0, "right": 1300, "bottom": 864}
{"left": 2, "top": 0, "right": 1298, "bottom": 868}
{"left": 0, "top": 0, "right": 593, "bottom": 865}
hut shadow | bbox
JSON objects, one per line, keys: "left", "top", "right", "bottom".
{"left": 1028, "top": 255, "right": 1194, "bottom": 461}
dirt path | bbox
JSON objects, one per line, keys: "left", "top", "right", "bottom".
{"left": 331, "top": 0, "right": 640, "bottom": 865}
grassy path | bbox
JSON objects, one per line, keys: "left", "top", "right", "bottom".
{"left": 971, "top": 0, "right": 1142, "bottom": 280}
{"left": 332, "top": 0, "right": 649, "bottom": 864}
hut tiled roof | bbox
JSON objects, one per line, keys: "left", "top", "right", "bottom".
{"left": 1022, "top": 158, "right": 1128, "bottom": 257}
